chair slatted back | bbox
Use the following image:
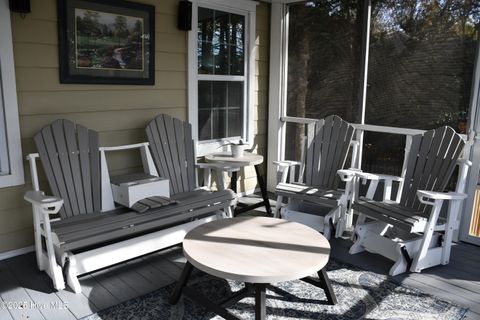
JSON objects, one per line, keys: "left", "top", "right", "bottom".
{"left": 400, "top": 126, "right": 464, "bottom": 211}
{"left": 34, "top": 119, "right": 101, "bottom": 219}
{"left": 305, "top": 115, "right": 355, "bottom": 189}
{"left": 145, "top": 114, "right": 196, "bottom": 195}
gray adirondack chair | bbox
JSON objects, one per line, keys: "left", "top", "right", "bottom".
{"left": 349, "top": 126, "right": 471, "bottom": 275}
{"left": 145, "top": 114, "right": 239, "bottom": 195}
{"left": 24, "top": 119, "right": 236, "bottom": 293}
{"left": 275, "top": 115, "right": 359, "bottom": 239}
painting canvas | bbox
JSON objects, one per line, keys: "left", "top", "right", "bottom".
{"left": 59, "top": 0, "right": 154, "bottom": 84}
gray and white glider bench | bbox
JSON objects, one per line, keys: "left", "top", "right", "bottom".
{"left": 349, "top": 126, "right": 472, "bottom": 275}
{"left": 24, "top": 119, "right": 236, "bottom": 293}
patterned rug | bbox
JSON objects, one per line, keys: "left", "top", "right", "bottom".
{"left": 82, "top": 260, "right": 467, "bottom": 320}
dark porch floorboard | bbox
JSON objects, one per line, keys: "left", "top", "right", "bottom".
{"left": 0, "top": 195, "right": 479, "bottom": 319}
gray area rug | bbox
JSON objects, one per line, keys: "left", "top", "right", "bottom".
{"left": 82, "top": 260, "right": 467, "bottom": 320}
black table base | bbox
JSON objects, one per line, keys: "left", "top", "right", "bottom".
{"left": 231, "top": 165, "right": 273, "bottom": 217}
{"left": 170, "top": 262, "right": 337, "bottom": 320}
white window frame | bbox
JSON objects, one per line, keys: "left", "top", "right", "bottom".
{"left": 0, "top": 0, "right": 24, "bottom": 188}
{"left": 188, "top": 0, "right": 257, "bottom": 156}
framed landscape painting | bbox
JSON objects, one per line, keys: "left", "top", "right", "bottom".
{"left": 58, "top": 0, "right": 155, "bottom": 85}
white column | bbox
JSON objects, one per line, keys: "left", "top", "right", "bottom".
{"left": 266, "top": 2, "right": 288, "bottom": 192}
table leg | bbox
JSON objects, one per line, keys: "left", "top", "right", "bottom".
{"left": 169, "top": 261, "right": 193, "bottom": 304}
{"left": 317, "top": 268, "right": 337, "bottom": 305}
{"left": 254, "top": 165, "right": 273, "bottom": 216}
{"left": 254, "top": 283, "right": 267, "bottom": 320}
{"left": 231, "top": 170, "right": 238, "bottom": 193}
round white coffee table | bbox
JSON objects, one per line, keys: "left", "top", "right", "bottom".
{"left": 170, "top": 217, "right": 336, "bottom": 319}
{"left": 205, "top": 152, "right": 272, "bottom": 216}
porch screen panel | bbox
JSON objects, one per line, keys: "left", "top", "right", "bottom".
{"left": 285, "top": 1, "right": 364, "bottom": 161}
{"left": 363, "top": 0, "right": 479, "bottom": 173}
{"left": 197, "top": 7, "right": 245, "bottom": 141}
{"left": 284, "top": 122, "right": 305, "bottom": 165}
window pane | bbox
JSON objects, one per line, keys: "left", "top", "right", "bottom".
{"left": 227, "top": 82, "right": 243, "bottom": 137}
{"left": 214, "top": 10, "right": 230, "bottom": 74}
{"left": 364, "top": 0, "right": 479, "bottom": 174}
{"left": 212, "top": 109, "right": 226, "bottom": 139}
{"left": 198, "top": 81, "right": 244, "bottom": 140}
{"left": 197, "top": 7, "right": 245, "bottom": 75}
{"left": 230, "top": 14, "right": 245, "bottom": 75}
{"left": 198, "top": 7, "right": 214, "bottom": 74}
{"left": 198, "top": 81, "right": 213, "bottom": 140}
{"left": 286, "top": 1, "right": 364, "bottom": 121}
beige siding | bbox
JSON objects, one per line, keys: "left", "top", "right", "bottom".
{"left": 0, "top": 0, "right": 270, "bottom": 253}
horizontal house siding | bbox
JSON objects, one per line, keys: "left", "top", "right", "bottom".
{"left": 0, "top": 0, "right": 270, "bottom": 254}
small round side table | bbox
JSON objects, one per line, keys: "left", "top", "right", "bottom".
{"left": 205, "top": 152, "right": 272, "bottom": 216}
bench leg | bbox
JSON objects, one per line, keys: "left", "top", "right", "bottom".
{"left": 65, "top": 253, "right": 82, "bottom": 293}
{"left": 274, "top": 195, "right": 283, "bottom": 218}
{"left": 40, "top": 209, "right": 65, "bottom": 291}
{"left": 226, "top": 206, "right": 234, "bottom": 218}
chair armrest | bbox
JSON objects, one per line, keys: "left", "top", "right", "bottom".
{"left": 457, "top": 158, "right": 473, "bottom": 167}
{"left": 353, "top": 172, "right": 403, "bottom": 201}
{"left": 273, "top": 161, "right": 302, "bottom": 184}
{"left": 24, "top": 191, "right": 63, "bottom": 214}
{"left": 355, "top": 172, "right": 404, "bottom": 182}
{"left": 337, "top": 168, "right": 362, "bottom": 182}
{"left": 417, "top": 190, "right": 467, "bottom": 204}
{"left": 272, "top": 160, "right": 301, "bottom": 168}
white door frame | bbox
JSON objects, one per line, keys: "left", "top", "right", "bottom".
{"left": 460, "top": 35, "right": 480, "bottom": 245}
{"left": 266, "top": 2, "right": 288, "bottom": 191}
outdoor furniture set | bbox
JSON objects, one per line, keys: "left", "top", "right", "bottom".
{"left": 274, "top": 117, "right": 472, "bottom": 277}
{"left": 23, "top": 113, "right": 472, "bottom": 318}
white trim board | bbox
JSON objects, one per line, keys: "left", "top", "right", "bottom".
{"left": 0, "top": 245, "right": 35, "bottom": 261}
{"left": 0, "top": 0, "right": 24, "bottom": 188}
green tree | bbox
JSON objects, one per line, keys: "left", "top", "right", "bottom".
{"left": 114, "top": 15, "right": 129, "bottom": 44}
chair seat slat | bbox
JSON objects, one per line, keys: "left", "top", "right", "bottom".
{"left": 54, "top": 189, "right": 235, "bottom": 249}
{"left": 54, "top": 189, "right": 234, "bottom": 240}
{"left": 352, "top": 201, "right": 427, "bottom": 232}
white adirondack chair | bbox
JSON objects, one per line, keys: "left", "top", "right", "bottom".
{"left": 274, "top": 115, "right": 360, "bottom": 239}
{"left": 349, "top": 126, "right": 471, "bottom": 276}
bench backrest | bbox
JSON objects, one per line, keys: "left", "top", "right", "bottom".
{"left": 400, "top": 126, "right": 464, "bottom": 211}
{"left": 34, "top": 119, "right": 101, "bottom": 219}
{"left": 304, "top": 115, "right": 355, "bottom": 189}
{"left": 145, "top": 114, "right": 196, "bottom": 195}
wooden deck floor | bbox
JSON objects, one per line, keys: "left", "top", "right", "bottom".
{"left": 1, "top": 196, "right": 479, "bottom": 320}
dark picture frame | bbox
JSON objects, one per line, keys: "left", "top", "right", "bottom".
{"left": 58, "top": 0, "right": 155, "bottom": 85}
